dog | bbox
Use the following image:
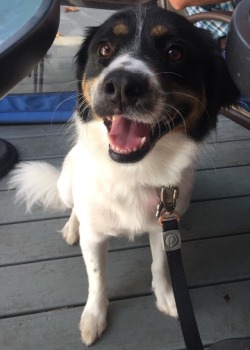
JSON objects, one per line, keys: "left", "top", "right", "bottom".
{"left": 10, "top": 2, "right": 239, "bottom": 346}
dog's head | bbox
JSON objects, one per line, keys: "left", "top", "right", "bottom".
{"left": 76, "top": 4, "right": 239, "bottom": 163}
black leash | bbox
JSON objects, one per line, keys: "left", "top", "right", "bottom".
{"left": 162, "top": 218, "right": 204, "bottom": 350}
{"left": 157, "top": 186, "right": 204, "bottom": 350}
{"left": 157, "top": 186, "right": 250, "bottom": 350}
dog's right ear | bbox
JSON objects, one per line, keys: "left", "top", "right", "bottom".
{"left": 75, "top": 27, "right": 99, "bottom": 121}
{"left": 75, "top": 27, "right": 99, "bottom": 90}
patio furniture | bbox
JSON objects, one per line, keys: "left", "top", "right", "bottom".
{"left": 188, "top": 0, "right": 250, "bottom": 130}
{"left": 0, "top": 0, "right": 60, "bottom": 178}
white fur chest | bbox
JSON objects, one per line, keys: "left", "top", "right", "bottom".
{"left": 70, "top": 121, "right": 199, "bottom": 238}
{"left": 72, "top": 147, "right": 160, "bottom": 237}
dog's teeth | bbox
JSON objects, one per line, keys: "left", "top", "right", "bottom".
{"left": 110, "top": 143, "right": 143, "bottom": 154}
{"left": 140, "top": 137, "right": 146, "bottom": 149}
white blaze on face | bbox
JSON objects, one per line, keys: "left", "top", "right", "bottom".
{"left": 91, "top": 54, "right": 164, "bottom": 123}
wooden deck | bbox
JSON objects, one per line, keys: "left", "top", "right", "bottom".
{"left": 0, "top": 116, "right": 250, "bottom": 349}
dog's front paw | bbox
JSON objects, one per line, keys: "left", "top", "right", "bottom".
{"left": 153, "top": 284, "right": 178, "bottom": 319}
{"left": 79, "top": 308, "right": 107, "bottom": 346}
{"left": 156, "top": 296, "right": 178, "bottom": 319}
{"left": 61, "top": 219, "right": 79, "bottom": 245}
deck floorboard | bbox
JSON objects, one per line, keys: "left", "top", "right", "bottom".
{"left": 0, "top": 117, "right": 249, "bottom": 349}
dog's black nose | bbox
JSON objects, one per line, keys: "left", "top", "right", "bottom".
{"left": 103, "top": 70, "right": 149, "bottom": 107}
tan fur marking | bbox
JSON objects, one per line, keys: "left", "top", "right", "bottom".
{"left": 173, "top": 88, "right": 207, "bottom": 134}
{"left": 113, "top": 23, "right": 129, "bottom": 36}
{"left": 186, "top": 88, "right": 207, "bottom": 128}
{"left": 150, "top": 25, "right": 168, "bottom": 37}
{"left": 82, "top": 76, "right": 93, "bottom": 105}
{"left": 81, "top": 76, "right": 103, "bottom": 121}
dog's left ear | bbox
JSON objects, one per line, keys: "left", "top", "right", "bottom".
{"left": 207, "top": 53, "right": 240, "bottom": 108}
{"left": 145, "top": 0, "right": 159, "bottom": 7}
{"left": 200, "top": 30, "right": 240, "bottom": 116}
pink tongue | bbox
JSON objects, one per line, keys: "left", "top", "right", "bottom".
{"left": 109, "top": 116, "right": 150, "bottom": 150}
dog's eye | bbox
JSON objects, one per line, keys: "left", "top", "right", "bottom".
{"left": 98, "top": 43, "right": 114, "bottom": 58}
{"left": 167, "top": 47, "right": 183, "bottom": 61}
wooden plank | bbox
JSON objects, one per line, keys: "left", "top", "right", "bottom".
{"left": 12, "top": 83, "right": 76, "bottom": 94}
{"left": 57, "top": 6, "right": 114, "bottom": 28}
{"left": 1, "top": 116, "right": 248, "bottom": 141}
{"left": 5, "top": 135, "right": 71, "bottom": 159}
{"left": 0, "top": 218, "right": 149, "bottom": 266}
{"left": 0, "top": 124, "right": 68, "bottom": 138}
{"left": 208, "top": 119, "right": 250, "bottom": 143}
{"left": 1, "top": 193, "right": 250, "bottom": 264}
{"left": 0, "top": 178, "right": 11, "bottom": 191}
{"left": 0, "top": 218, "right": 78, "bottom": 266}
{"left": 0, "top": 157, "right": 64, "bottom": 191}
{"left": 197, "top": 140, "right": 250, "bottom": 170}
{"left": 0, "top": 190, "right": 69, "bottom": 225}
{"left": 2, "top": 162, "right": 250, "bottom": 201}
{"left": 193, "top": 165, "right": 250, "bottom": 201}
{"left": 0, "top": 233, "right": 249, "bottom": 316}
{"left": 0, "top": 280, "right": 249, "bottom": 350}
{"left": 218, "top": 114, "right": 230, "bottom": 122}
{"left": 3, "top": 135, "right": 250, "bottom": 168}
{"left": 1, "top": 190, "right": 250, "bottom": 238}
{"left": 181, "top": 196, "right": 250, "bottom": 240}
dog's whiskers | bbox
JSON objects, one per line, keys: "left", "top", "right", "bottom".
{"left": 160, "top": 102, "right": 187, "bottom": 134}
{"left": 162, "top": 91, "right": 209, "bottom": 121}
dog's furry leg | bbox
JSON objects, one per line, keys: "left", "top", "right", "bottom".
{"left": 61, "top": 209, "right": 79, "bottom": 245}
{"left": 149, "top": 231, "right": 178, "bottom": 319}
{"left": 79, "top": 230, "right": 109, "bottom": 346}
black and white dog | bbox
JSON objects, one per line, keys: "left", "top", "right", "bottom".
{"left": 10, "top": 3, "right": 239, "bottom": 345}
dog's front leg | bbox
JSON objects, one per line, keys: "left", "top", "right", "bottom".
{"left": 79, "top": 230, "right": 109, "bottom": 346}
{"left": 61, "top": 209, "right": 79, "bottom": 245}
{"left": 149, "top": 231, "right": 178, "bottom": 319}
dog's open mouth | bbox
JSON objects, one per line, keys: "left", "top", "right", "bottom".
{"left": 103, "top": 114, "right": 177, "bottom": 163}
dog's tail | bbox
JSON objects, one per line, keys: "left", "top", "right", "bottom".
{"left": 9, "top": 161, "right": 67, "bottom": 212}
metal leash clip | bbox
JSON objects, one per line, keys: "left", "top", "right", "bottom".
{"left": 156, "top": 186, "right": 179, "bottom": 218}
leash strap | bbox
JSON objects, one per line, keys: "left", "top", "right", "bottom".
{"left": 157, "top": 187, "right": 204, "bottom": 349}
{"left": 162, "top": 218, "right": 204, "bottom": 350}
